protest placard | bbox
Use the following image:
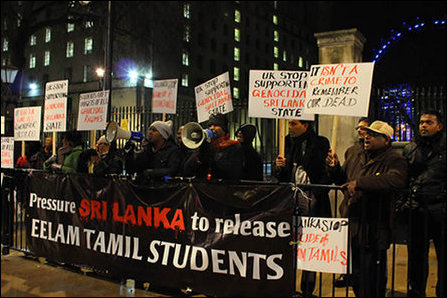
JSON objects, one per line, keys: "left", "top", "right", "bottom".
{"left": 296, "top": 216, "right": 349, "bottom": 274}
{"left": 152, "top": 79, "right": 178, "bottom": 114}
{"left": 249, "top": 70, "right": 314, "bottom": 120}
{"left": 195, "top": 72, "right": 233, "bottom": 123}
{"left": 14, "top": 106, "right": 41, "bottom": 141}
{"left": 305, "top": 63, "right": 374, "bottom": 116}
{"left": 1, "top": 137, "right": 14, "bottom": 169}
{"left": 77, "top": 90, "right": 109, "bottom": 131}
{"left": 43, "top": 80, "right": 68, "bottom": 132}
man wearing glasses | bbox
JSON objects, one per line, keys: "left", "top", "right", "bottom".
{"left": 326, "top": 120, "right": 407, "bottom": 297}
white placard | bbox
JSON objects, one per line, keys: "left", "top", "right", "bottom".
{"left": 305, "top": 63, "right": 374, "bottom": 116}
{"left": 296, "top": 216, "right": 349, "bottom": 274}
{"left": 152, "top": 79, "right": 178, "bottom": 114}
{"left": 195, "top": 72, "right": 233, "bottom": 123}
{"left": 249, "top": 70, "right": 314, "bottom": 120}
{"left": 44, "top": 80, "right": 68, "bottom": 132}
{"left": 77, "top": 90, "right": 109, "bottom": 131}
{"left": 1, "top": 137, "right": 14, "bottom": 169}
{"left": 14, "top": 106, "right": 42, "bottom": 141}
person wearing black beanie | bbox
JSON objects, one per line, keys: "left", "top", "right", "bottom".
{"left": 236, "top": 124, "right": 263, "bottom": 181}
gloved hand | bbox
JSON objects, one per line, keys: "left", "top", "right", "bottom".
{"left": 50, "top": 163, "right": 62, "bottom": 171}
{"left": 124, "top": 141, "right": 136, "bottom": 154}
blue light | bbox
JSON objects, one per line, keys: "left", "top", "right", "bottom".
{"left": 378, "top": 50, "right": 383, "bottom": 54}
{"left": 434, "top": 20, "right": 439, "bottom": 24}
{"left": 397, "top": 33, "right": 401, "bottom": 37}
{"left": 128, "top": 70, "right": 138, "bottom": 81}
{"left": 442, "top": 21, "right": 445, "bottom": 25}
{"left": 29, "top": 82, "right": 38, "bottom": 90}
{"left": 414, "top": 24, "right": 419, "bottom": 28}
{"left": 382, "top": 45, "right": 387, "bottom": 49}
{"left": 408, "top": 26, "right": 413, "bottom": 30}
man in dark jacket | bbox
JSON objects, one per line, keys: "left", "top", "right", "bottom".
{"left": 402, "top": 110, "right": 445, "bottom": 297}
{"left": 125, "top": 120, "right": 180, "bottom": 181}
{"left": 93, "top": 135, "right": 123, "bottom": 176}
{"left": 236, "top": 124, "right": 263, "bottom": 181}
{"left": 327, "top": 120, "right": 407, "bottom": 297}
{"left": 274, "top": 119, "right": 331, "bottom": 296}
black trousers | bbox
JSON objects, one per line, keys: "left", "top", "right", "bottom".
{"left": 351, "top": 235, "right": 388, "bottom": 297}
{"left": 408, "top": 204, "right": 446, "bottom": 297}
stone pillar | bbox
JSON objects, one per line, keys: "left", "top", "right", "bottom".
{"left": 314, "top": 28, "right": 366, "bottom": 164}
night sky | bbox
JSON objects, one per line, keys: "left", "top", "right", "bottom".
{"left": 323, "top": 1, "right": 446, "bottom": 85}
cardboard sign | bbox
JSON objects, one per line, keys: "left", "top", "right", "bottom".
{"left": 296, "top": 216, "right": 349, "bottom": 274}
{"left": 249, "top": 70, "right": 314, "bottom": 120}
{"left": 14, "top": 106, "right": 42, "bottom": 141}
{"left": 77, "top": 90, "right": 109, "bottom": 131}
{"left": 1, "top": 137, "right": 14, "bottom": 169}
{"left": 195, "top": 72, "right": 233, "bottom": 123}
{"left": 152, "top": 79, "right": 178, "bottom": 114}
{"left": 44, "top": 80, "right": 68, "bottom": 132}
{"left": 305, "top": 63, "right": 374, "bottom": 116}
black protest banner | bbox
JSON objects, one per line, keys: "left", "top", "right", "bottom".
{"left": 25, "top": 171, "right": 295, "bottom": 297}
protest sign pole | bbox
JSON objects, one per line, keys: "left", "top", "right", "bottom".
{"left": 279, "top": 119, "right": 286, "bottom": 156}
{"left": 331, "top": 115, "right": 339, "bottom": 153}
{"left": 21, "top": 141, "right": 25, "bottom": 157}
{"left": 162, "top": 113, "right": 166, "bottom": 122}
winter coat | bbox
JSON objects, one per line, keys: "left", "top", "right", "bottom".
{"left": 61, "top": 145, "right": 83, "bottom": 173}
{"left": 329, "top": 146, "right": 407, "bottom": 249}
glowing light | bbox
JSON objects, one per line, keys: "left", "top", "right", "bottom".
{"left": 29, "top": 82, "right": 38, "bottom": 90}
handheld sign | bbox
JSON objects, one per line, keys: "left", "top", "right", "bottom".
{"left": 195, "top": 72, "right": 233, "bottom": 123}
{"left": 296, "top": 216, "right": 349, "bottom": 274}
{"left": 249, "top": 70, "right": 314, "bottom": 120}
{"left": 43, "top": 80, "right": 68, "bottom": 132}
{"left": 152, "top": 79, "right": 178, "bottom": 115}
{"left": 77, "top": 90, "right": 109, "bottom": 131}
{"left": 1, "top": 137, "right": 14, "bottom": 169}
{"left": 14, "top": 106, "right": 41, "bottom": 141}
{"left": 305, "top": 62, "right": 374, "bottom": 117}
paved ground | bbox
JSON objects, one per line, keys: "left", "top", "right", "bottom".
{"left": 1, "top": 243, "right": 439, "bottom": 297}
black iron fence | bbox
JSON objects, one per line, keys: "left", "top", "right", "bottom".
{"left": 1, "top": 168, "right": 444, "bottom": 297}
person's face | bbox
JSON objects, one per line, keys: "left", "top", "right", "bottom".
{"left": 209, "top": 125, "right": 226, "bottom": 138}
{"left": 44, "top": 137, "right": 52, "bottom": 148}
{"left": 148, "top": 127, "right": 164, "bottom": 143}
{"left": 419, "top": 114, "right": 443, "bottom": 137}
{"left": 177, "top": 126, "right": 184, "bottom": 144}
{"left": 97, "top": 143, "right": 110, "bottom": 156}
{"left": 288, "top": 120, "right": 308, "bottom": 138}
{"left": 364, "top": 130, "right": 389, "bottom": 152}
{"left": 236, "top": 131, "right": 244, "bottom": 143}
{"left": 356, "top": 120, "right": 369, "bottom": 141}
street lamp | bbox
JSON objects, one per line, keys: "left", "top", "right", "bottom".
{"left": 1, "top": 65, "right": 20, "bottom": 136}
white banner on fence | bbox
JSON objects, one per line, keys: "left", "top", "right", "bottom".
{"left": 248, "top": 70, "right": 314, "bottom": 120}
{"left": 195, "top": 72, "right": 233, "bottom": 123}
{"left": 296, "top": 216, "right": 349, "bottom": 274}
{"left": 14, "top": 106, "right": 42, "bottom": 141}
{"left": 77, "top": 90, "right": 109, "bottom": 131}
{"left": 305, "top": 62, "right": 374, "bottom": 117}
{"left": 152, "top": 79, "right": 178, "bottom": 114}
{"left": 1, "top": 137, "right": 14, "bottom": 169}
{"left": 44, "top": 80, "right": 68, "bottom": 132}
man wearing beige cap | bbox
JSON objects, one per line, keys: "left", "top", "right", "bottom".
{"left": 326, "top": 120, "right": 407, "bottom": 297}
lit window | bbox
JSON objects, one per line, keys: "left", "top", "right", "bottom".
{"left": 273, "top": 63, "right": 279, "bottom": 70}
{"left": 274, "top": 30, "right": 279, "bottom": 42}
{"left": 30, "top": 35, "right": 37, "bottom": 46}
{"left": 85, "top": 21, "right": 94, "bottom": 28}
{"left": 66, "top": 41, "right": 74, "bottom": 58}
{"left": 298, "top": 56, "right": 303, "bottom": 68}
{"left": 84, "top": 37, "right": 93, "bottom": 55}
{"left": 234, "top": 47, "right": 240, "bottom": 61}
{"left": 29, "top": 54, "right": 36, "bottom": 69}
{"left": 235, "top": 10, "right": 241, "bottom": 23}
{"left": 183, "top": 3, "right": 190, "bottom": 19}
{"left": 83, "top": 65, "right": 91, "bottom": 83}
{"left": 67, "top": 22, "right": 75, "bottom": 32}
{"left": 2, "top": 39, "right": 8, "bottom": 52}
{"left": 45, "top": 28, "right": 51, "bottom": 43}
{"left": 233, "top": 67, "right": 239, "bottom": 81}
{"left": 184, "top": 25, "right": 190, "bottom": 42}
{"left": 234, "top": 28, "right": 240, "bottom": 42}
{"left": 233, "top": 87, "right": 239, "bottom": 99}
{"left": 17, "top": 13, "right": 21, "bottom": 27}
{"left": 182, "top": 73, "right": 189, "bottom": 87}
{"left": 44, "top": 51, "right": 50, "bottom": 66}
{"left": 274, "top": 46, "right": 279, "bottom": 58}
{"left": 182, "top": 50, "right": 189, "bottom": 66}
{"left": 273, "top": 15, "right": 278, "bottom": 25}
{"left": 283, "top": 50, "right": 287, "bottom": 62}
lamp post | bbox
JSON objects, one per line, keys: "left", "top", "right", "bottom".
{"left": 1, "top": 65, "right": 19, "bottom": 136}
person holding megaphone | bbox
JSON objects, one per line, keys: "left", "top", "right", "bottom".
{"left": 124, "top": 119, "right": 181, "bottom": 182}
